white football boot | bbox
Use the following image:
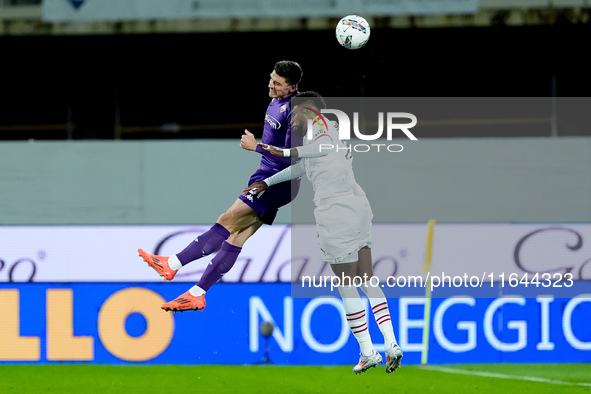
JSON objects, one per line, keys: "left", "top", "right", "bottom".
{"left": 352, "top": 349, "right": 383, "bottom": 374}
{"left": 385, "top": 343, "right": 403, "bottom": 374}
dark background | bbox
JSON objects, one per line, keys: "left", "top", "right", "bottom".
{"left": 1, "top": 23, "right": 590, "bottom": 140}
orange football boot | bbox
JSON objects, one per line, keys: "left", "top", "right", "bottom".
{"left": 138, "top": 248, "right": 178, "bottom": 281}
{"left": 161, "top": 291, "right": 206, "bottom": 312}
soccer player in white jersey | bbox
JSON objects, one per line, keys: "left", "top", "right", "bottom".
{"left": 243, "top": 91, "right": 403, "bottom": 374}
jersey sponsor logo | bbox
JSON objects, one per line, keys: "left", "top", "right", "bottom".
{"left": 265, "top": 114, "right": 281, "bottom": 129}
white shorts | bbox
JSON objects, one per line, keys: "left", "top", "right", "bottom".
{"left": 314, "top": 192, "right": 373, "bottom": 265}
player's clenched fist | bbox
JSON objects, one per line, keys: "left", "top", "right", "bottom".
{"left": 240, "top": 129, "right": 257, "bottom": 151}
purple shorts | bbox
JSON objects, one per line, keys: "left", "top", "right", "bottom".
{"left": 239, "top": 168, "right": 300, "bottom": 225}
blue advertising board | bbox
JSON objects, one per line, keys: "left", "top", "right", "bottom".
{"left": 0, "top": 283, "right": 590, "bottom": 365}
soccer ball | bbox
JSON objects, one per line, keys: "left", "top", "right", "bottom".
{"left": 335, "top": 15, "right": 371, "bottom": 50}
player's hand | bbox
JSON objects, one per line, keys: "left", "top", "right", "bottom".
{"left": 242, "top": 181, "right": 268, "bottom": 196}
{"left": 258, "top": 142, "right": 283, "bottom": 157}
{"left": 240, "top": 130, "right": 257, "bottom": 151}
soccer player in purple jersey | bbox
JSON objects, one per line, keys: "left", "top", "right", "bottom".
{"left": 138, "top": 60, "right": 303, "bottom": 312}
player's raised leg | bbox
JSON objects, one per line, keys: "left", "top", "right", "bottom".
{"left": 161, "top": 200, "right": 262, "bottom": 312}
{"left": 139, "top": 197, "right": 260, "bottom": 282}
{"left": 138, "top": 221, "right": 230, "bottom": 281}
{"left": 357, "top": 247, "right": 403, "bottom": 373}
{"left": 192, "top": 220, "right": 262, "bottom": 293}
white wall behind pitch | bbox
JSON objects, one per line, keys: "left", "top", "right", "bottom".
{"left": 1, "top": 137, "right": 590, "bottom": 225}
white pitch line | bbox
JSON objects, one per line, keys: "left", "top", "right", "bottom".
{"left": 424, "top": 365, "right": 591, "bottom": 387}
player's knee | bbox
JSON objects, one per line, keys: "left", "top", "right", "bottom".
{"left": 217, "top": 210, "right": 229, "bottom": 222}
{"left": 219, "top": 208, "right": 256, "bottom": 234}
{"left": 227, "top": 233, "right": 245, "bottom": 247}
{"left": 217, "top": 210, "right": 235, "bottom": 230}
{"left": 360, "top": 281, "right": 385, "bottom": 298}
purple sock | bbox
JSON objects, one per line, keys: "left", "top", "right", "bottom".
{"left": 197, "top": 241, "right": 242, "bottom": 292}
{"left": 176, "top": 223, "right": 230, "bottom": 266}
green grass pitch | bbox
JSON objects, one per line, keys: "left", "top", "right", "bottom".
{"left": 1, "top": 363, "right": 589, "bottom": 393}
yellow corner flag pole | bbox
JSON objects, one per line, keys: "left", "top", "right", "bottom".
{"left": 421, "top": 219, "right": 436, "bottom": 367}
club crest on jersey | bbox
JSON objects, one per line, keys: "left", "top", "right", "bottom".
{"left": 265, "top": 114, "right": 281, "bottom": 129}
{"left": 280, "top": 104, "right": 287, "bottom": 113}
{"left": 303, "top": 107, "right": 329, "bottom": 140}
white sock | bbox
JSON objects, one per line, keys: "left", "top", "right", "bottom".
{"left": 168, "top": 255, "right": 182, "bottom": 271}
{"left": 188, "top": 285, "right": 205, "bottom": 297}
{"left": 360, "top": 282, "right": 397, "bottom": 346}
{"left": 338, "top": 285, "right": 374, "bottom": 356}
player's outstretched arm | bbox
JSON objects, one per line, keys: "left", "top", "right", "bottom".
{"left": 258, "top": 142, "right": 298, "bottom": 158}
{"left": 243, "top": 160, "right": 306, "bottom": 198}
{"left": 293, "top": 141, "right": 330, "bottom": 158}
{"left": 259, "top": 134, "right": 332, "bottom": 159}
{"left": 254, "top": 142, "right": 295, "bottom": 164}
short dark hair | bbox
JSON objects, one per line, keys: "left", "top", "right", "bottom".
{"left": 294, "top": 91, "right": 327, "bottom": 110}
{"left": 274, "top": 60, "right": 303, "bottom": 86}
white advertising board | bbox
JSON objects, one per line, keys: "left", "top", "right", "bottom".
{"left": 1, "top": 223, "right": 590, "bottom": 283}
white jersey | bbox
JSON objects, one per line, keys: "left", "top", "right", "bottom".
{"left": 302, "top": 119, "right": 366, "bottom": 206}
{"left": 261, "top": 117, "right": 373, "bottom": 264}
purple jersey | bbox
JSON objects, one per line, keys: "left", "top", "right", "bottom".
{"left": 255, "top": 95, "right": 302, "bottom": 173}
{"left": 240, "top": 94, "right": 302, "bottom": 225}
